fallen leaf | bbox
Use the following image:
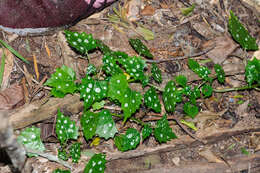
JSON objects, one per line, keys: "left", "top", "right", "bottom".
{"left": 235, "top": 100, "right": 250, "bottom": 117}
{"left": 205, "top": 35, "right": 238, "bottom": 64}
{"left": 141, "top": 5, "right": 156, "bottom": 16}
{"left": 199, "top": 147, "right": 223, "bottom": 163}
{"left": 0, "top": 83, "right": 24, "bottom": 110}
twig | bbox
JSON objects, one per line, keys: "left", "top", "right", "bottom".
{"left": 146, "top": 44, "right": 215, "bottom": 63}
{"left": 25, "top": 148, "right": 72, "bottom": 169}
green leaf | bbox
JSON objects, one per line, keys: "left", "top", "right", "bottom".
{"left": 144, "top": 87, "right": 161, "bottom": 113}
{"left": 241, "top": 147, "right": 250, "bottom": 155}
{"left": 142, "top": 124, "right": 153, "bottom": 140}
{"left": 64, "top": 31, "right": 97, "bottom": 54}
{"left": 107, "top": 74, "right": 128, "bottom": 101}
{"left": 129, "top": 38, "right": 153, "bottom": 58}
{"left": 175, "top": 75, "right": 187, "bottom": 87}
{"left": 80, "top": 111, "right": 98, "bottom": 141}
{"left": 214, "top": 64, "right": 225, "bottom": 83}
{"left": 245, "top": 57, "right": 260, "bottom": 86}
{"left": 78, "top": 75, "right": 108, "bottom": 109}
{"left": 86, "top": 64, "right": 97, "bottom": 76}
{"left": 120, "top": 88, "right": 142, "bottom": 122}
{"left": 56, "top": 110, "right": 79, "bottom": 144}
{"left": 118, "top": 56, "right": 148, "bottom": 86}
{"left": 114, "top": 128, "right": 141, "bottom": 151}
{"left": 183, "top": 102, "right": 199, "bottom": 118}
{"left": 96, "top": 110, "right": 118, "bottom": 140}
{"left": 188, "top": 59, "right": 200, "bottom": 71}
{"left": 228, "top": 11, "right": 258, "bottom": 51}
{"left": 181, "top": 3, "right": 196, "bottom": 16}
{"left": 69, "top": 142, "right": 81, "bottom": 163}
{"left": 58, "top": 148, "right": 69, "bottom": 161}
{"left": 17, "top": 126, "right": 45, "bottom": 157}
{"left": 151, "top": 63, "right": 162, "bottom": 83}
{"left": 102, "top": 52, "right": 124, "bottom": 76}
{"left": 180, "top": 119, "right": 197, "bottom": 131}
{"left": 53, "top": 169, "right": 71, "bottom": 173}
{"left": 201, "top": 84, "right": 213, "bottom": 98}
{"left": 0, "top": 39, "right": 29, "bottom": 64}
{"left": 45, "top": 65, "right": 77, "bottom": 98}
{"left": 163, "top": 81, "right": 182, "bottom": 113}
{"left": 84, "top": 153, "right": 106, "bottom": 173}
{"left": 189, "top": 86, "right": 200, "bottom": 104}
{"left": 96, "top": 39, "right": 112, "bottom": 54}
{"left": 92, "top": 100, "right": 106, "bottom": 111}
{"left": 154, "top": 115, "right": 177, "bottom": 143}
{"left": 0, "top": 50, "right": 6, "bottom": 87}
{"left": 108, "top": 74, "right": 142, "bottom": 122}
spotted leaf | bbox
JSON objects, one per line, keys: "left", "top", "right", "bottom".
{"left": 45, "top": 65, "right": 77, "bottom": 98}
{"left": 69, "top": 143, "right": 81, "bottom": 163}
{"left": 129, "top": 38, "right": 153, "bottom": 58}
{"left": 228, "top": 11, "right": 258, "bottom": 51}
{"left": 144, "top": 87, "right": 161, "bottom": 113}
{"left": 80, "top": 111, "right": 98, "bottom": 141}
{"left": 79, "top": 75, "right": 108, "bottom": 110}
{"left": 245, "top": 57, "right": 260, "bottom": 86}
{"left": 64, "top": 30, "right": 97, "bottom": 54}
{"left": 102, "top": 52, "right": 123, "bottom": 76}
{"left": 114, "top": 128, "right": 141, "bottom": 152}
{"left": 163, "top": 81, "right": 182, "bottom": 113}
{"left": 118, "top": 56, "right": 148, "bottom": 86}
{"left": 201, "top": 84, "right": 213, "bottom": 98}
{"left": 151, "top": 63, "right": 162, "bottom": 83}
{"left": 84, "top": 154, "right": 106, "bottom": 173}
{"left": 86, "top": 64, "right": 97, "bottom": 76}
{"left": 96, "top": 110, "right": 118, "bottom": 140}
{"left": 120, "top": 88, "right": 142, "bottom": 122}
{"left": 154, "top": 115, "right": 177, "bottom": 143}
{"left": 107, "top": 74, "right": 128, "bottom": 101}
{"left": 56, "top": 110, "right": 79, "bottom": 144}
{"left": 188, "top": 59, "right": 212, "bottom": 82}
{"left": 17, "top": 126, "right": 45, "bottom": 157}
{"left": 58, "top": 148, "right": 68, "bottom": 161}
{"left": 214, "top": 64, "right": 225, "bottom": 84}
{"left": 142, "top": 124, "right": 153, "bottom": 140}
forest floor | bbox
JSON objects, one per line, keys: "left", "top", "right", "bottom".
{"left": 0, "top": 0, "right": 260, "bottom": 173}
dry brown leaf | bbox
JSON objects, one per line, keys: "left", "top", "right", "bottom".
{"left": 205, "top": 35, "right": 238, "bottom": 64}
{"left": 0, "top": 48, "right": 14, "bottom": 90}
{"left": 199, "top": 148, "right": 223, "bottom": 163}
{"left": 235, "top": 100, "right": 250, "bottom": 117}
{"left": 0, "top": 83, "right": 24, "bottom": 110}
{"left": 125, "top": 0, "right": 142, "bottom": 21}
{"left": 141, "top": 5, "right": 156, "bottom": 16}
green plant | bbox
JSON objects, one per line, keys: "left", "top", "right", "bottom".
{"left": 39, "top": 12, "right": 260, "bottom": 171}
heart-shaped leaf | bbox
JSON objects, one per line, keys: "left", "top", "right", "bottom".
{"left": 118, "top": 56, "right": 148, "bottom": 86}
{"left": 64, "top": 31, "right": 97, "bottom": 54}
{"left": 163, "top": 81, "right": 182, "bottom": 113}
{"left": 45, "top": 65, "right": 77, "bottom": 98}
{"left": 69, "top": 142, "right": 81, "bottom": 163}
{"left": 84, "top": 153, "right": 106, "bottom": 173}
{"left": 144, "top": 87, "right": 161, "bottom": 113}
{"left": 114, "top": 128, "right": 141, "bottom": 151}
{"left": 17, "top": 126, "right": 45, "bottom": 157}
{"left": 151, "top": 63, "right": 162, "bottom": 83}
{"left": 96, "top": 110, "right": 118, "bottom": 140}
{"left": 80, "top": 111, "right": 98, "bottom": 141}
{"left": 129, "top": 38, "right": 153, "bottom": 58}
{"left": 228, "top": 11, "right": 258, "bottom": 51}
{"left": 56, "top": 110, "right": 79, "bottom": 144}
{"left": 154, "top": 115, "right": 177, "bottom": 143}
{"left": 79, "top": 75, "right": 108, "bottom": 109}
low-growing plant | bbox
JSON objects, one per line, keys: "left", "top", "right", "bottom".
{"left": 17, "top": 11, "right": 259, "bottom": 173}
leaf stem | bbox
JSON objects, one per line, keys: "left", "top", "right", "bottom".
{"left": 111, "top": 113, "right": 146, "bottom": 126}
{"left": 213, "top": 84, "right": 259, "bottom": 93}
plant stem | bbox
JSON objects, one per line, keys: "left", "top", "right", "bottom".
{"left": 213, "top": 84, "right": 259, "bottom": 93}
{"left": 111, "top": 113, "right": 146, "bottom": 126}
{"left": 147, "top": 83, "right": 164, "bottom": 92}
